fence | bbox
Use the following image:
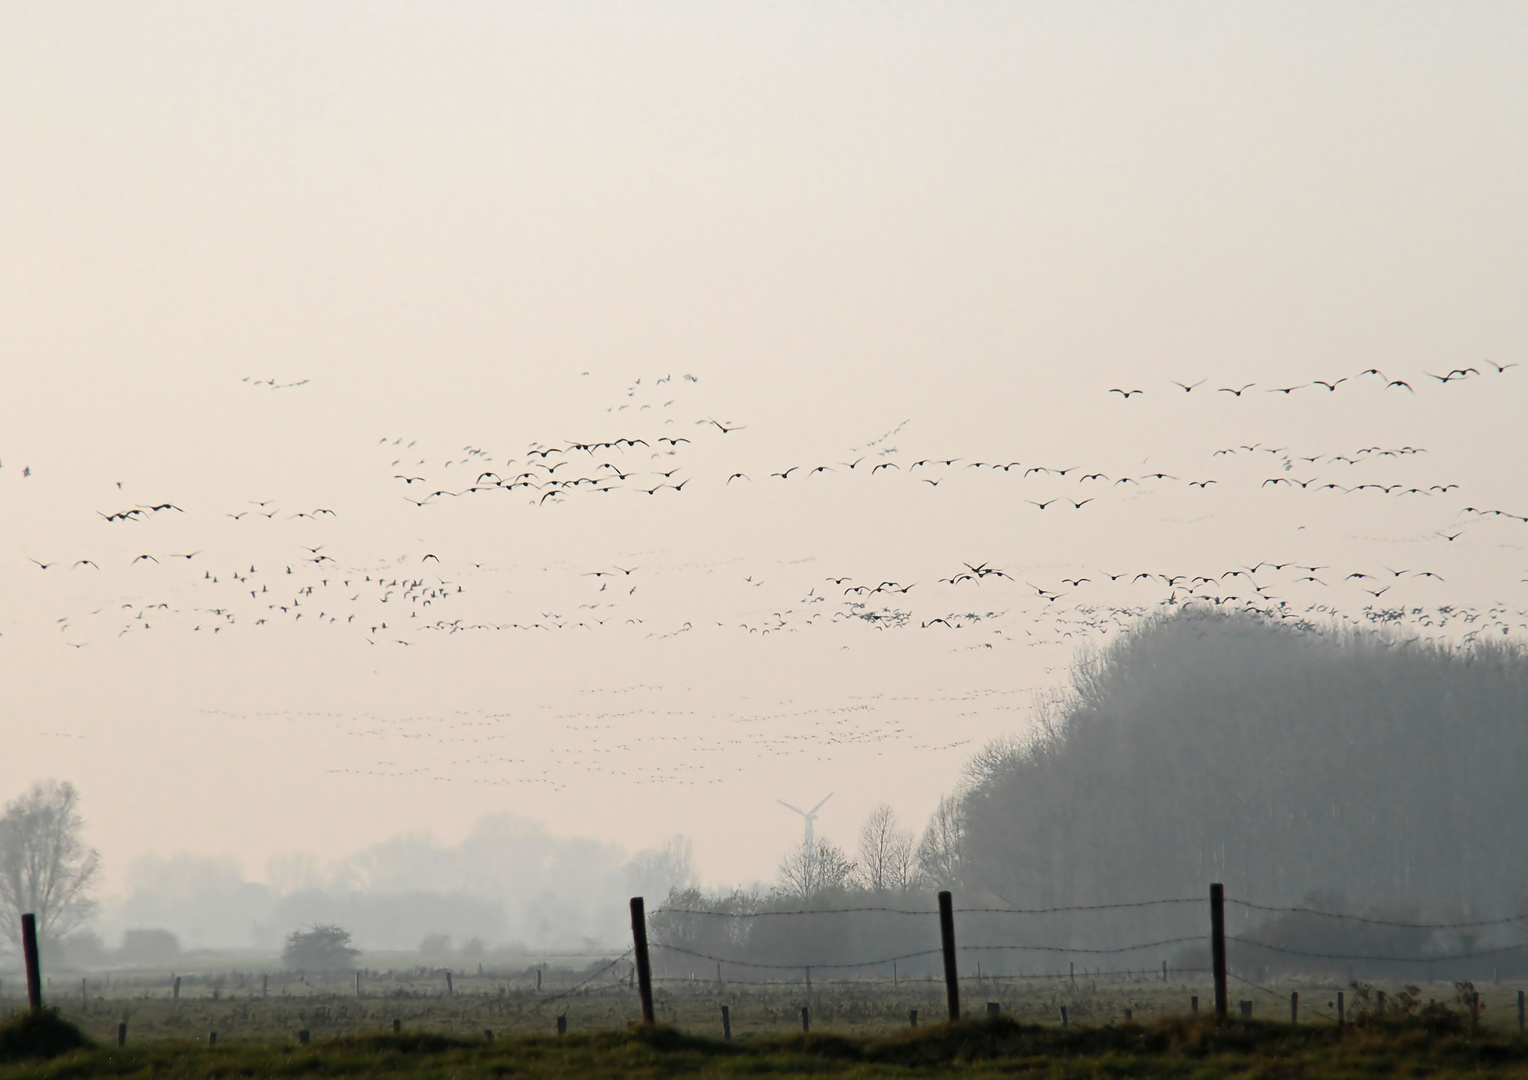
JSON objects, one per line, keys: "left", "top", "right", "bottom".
{"left": 11, "top": 887, "right": 1528, "bottom": 1039}
{"left": 627, "top": 883, "right": 1528, "bottom": 1031}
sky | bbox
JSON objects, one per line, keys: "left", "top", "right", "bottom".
{"left": 2, "top": 3, "right": 1527, "bottom": 909}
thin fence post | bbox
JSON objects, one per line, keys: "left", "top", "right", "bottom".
{"left": 1518, "top": 989, "right": 1524, "bottom": 1033}
{"left": 1061, "top": 1005, "right": 1068, "bottom": 1029}
{"left": 117, "top": 1022, "right": 126, "bottom": 1047}
{"left": 1162, "top": 960, "right": 1167, "bottom": 982}
{"left": 801, "top": 1006, "right": 810, "bottom": 1033}
{"left": 1210, "top": 883, "right": 1227, "bottom": 1024}
{"left": 909, "top": 1009, "right": 918, "bottom": 1027}
{"left": 21, "top": 914, "right": 42, "bottom": 1012}
{"left": 1191, "top": 995, "right": 1198, "bottom": 1016}
{"left": 938, "top": 890, "right": 961, "bottom": 1022}
{"left": 630, "top": 896, "right": 655, "bottom": 1025}
{"left": 721, "top": 1004, "right": 731, "bottom": 1041}
{"left": 1337, "top": 991, "right": 1345, "bottom": 1030}
{"left": 1290, "top": 991, "right": 1298, "bottom": 1025}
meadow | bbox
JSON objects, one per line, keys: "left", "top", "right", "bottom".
{"left": 6, "top": 1005, "right": 1528, "bottom": 1079}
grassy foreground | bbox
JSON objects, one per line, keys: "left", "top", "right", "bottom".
{"left": 6, "top": 1009, "right": 1528, "bottom": 1078}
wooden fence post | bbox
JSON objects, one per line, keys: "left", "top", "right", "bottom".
{"left": 1290, "top": 991, "right": 1298, "bottom": 1024}
{"left": 117, "top": 1022, "right": 126, "bottom": 1047}
{"left": 630, "top": 896, "right": 655, "bottom": 1025}
{"left": 801, "top": 1006, "right": 810, "bottom": 1032}
{"left": 1337, "top": 991, "right": 1345, "bottom": 1030}
{"left": 1210, "top": 884, "right": 1227, "bottom": 1024}
{"left": 21, "top": 914, "right": 42, "bottom": 1012}
{"left": 1518, "top": 989, "right": 1524, "bottom": 1032}
{"left": 721, "top": 1004, "right": 731, "bottom": 1041}
{"left": 938, "top": 890, "right": 961, "bottom": 1022}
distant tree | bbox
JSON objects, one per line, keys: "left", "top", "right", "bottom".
{"left": 0, "top": 781, "right": 101, "bottom": 952}
{"left": 916, "top": 795, "right": 967, "bottom": 890}
{"left": 281, "top": 924, "right": 359, "bottom": 971}
{"left": 418, "top": 932, "right": 451, "bottom": 957}
{"left": 776, "top": 838, "right": 855, "bottom": 899}
{"left": 118, "top": 928, "right": 181, "bottom": 965}
{"left": 856, "top": 804, "right": 917, "bottom": 892}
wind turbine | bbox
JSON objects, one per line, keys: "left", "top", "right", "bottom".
{"left": 777, "top": 793, "right": 833, "bottom": 849}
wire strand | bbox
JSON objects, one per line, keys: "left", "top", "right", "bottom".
{"left": 1227, "top": 900, "right": 1525, "bottom": 931}
{"left": 1227, "top": 935, "right": 1528, "bottom": 963}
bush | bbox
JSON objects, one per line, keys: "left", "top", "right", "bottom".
{"left": 0, "top": 1008, "right": 93, "bottom": 1061}
{"left": 117, "top": 928, "right": 180, "bottom": 965}
{"left": 282, "top": 924, "right": 360, "bottom": 971}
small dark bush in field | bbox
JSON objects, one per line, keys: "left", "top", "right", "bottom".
{"left": 0, "top": 1008, "right": 93, "bottom": 1061}
{"left": 1346, "top": 980, "right": 1472, "bottom": 1034}
{"left": 282, "top": 924, "right": 360, "bottom": 971}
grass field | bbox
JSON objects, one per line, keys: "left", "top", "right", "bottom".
{"left": 6, "top": 1010, "right": 1528, "bottom": 1079}
{"left": 6, "top": 970, "right": 1528, "bottom": 1076}
{"left": 14, "top": 967, "right": 1528, "bottom": 1044}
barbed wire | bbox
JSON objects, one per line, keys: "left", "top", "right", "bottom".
{"left": 1228, "top": 969, "right": 1337, "bottom": 1021}
{"left": 535, "top": 949, "right": 634, "bottom": 1005}
{"left": 653, "top": 897, "right": 1205, "bottom": 920}
{"left": 967, "top": 898, "right": 1204, "bottom": 915}
{"left": 960, "top": 935, "right": 1207, "bottom": 956}
{"left": 1227, "top": 936, "right": 1528, "bottom": 963}
{"left": 652, "top": 943, "right": 946, "bottom": 970}
{"left": 654, "top": 906, "right": 935, "bottom": 918}
{"left": 1227, "top": 900, "right": 1525, "bottom": 931}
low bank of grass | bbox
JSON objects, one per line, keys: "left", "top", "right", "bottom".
{"left": 4, "top": 1011, "right": 1528, "bottom": 1078}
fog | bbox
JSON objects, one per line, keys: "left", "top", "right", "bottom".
{"left": 91, "top": 815, "right": 693, "bottom": 955}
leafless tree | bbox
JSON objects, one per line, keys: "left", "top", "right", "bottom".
{"left": 916, "top": 794, "right": 966, "bottom": 890}
{"left": 856, "top": 804, "right": 916, "bottom": 892}
{"left": 0, "top": 781, "right": 100, "bottom": 952}
{"left": 776, "top": 837, "right": 855, "bottom": 899}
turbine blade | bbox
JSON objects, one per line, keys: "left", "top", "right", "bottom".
{"left": 776, "top": 800, "right": 806, "bottom": 815}
{"left": 808, "top": 792, "right": 834, "bottom": 814}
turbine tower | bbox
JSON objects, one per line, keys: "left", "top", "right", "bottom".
{"left": 777, "top": 793, "right": 833, "bottom": 849}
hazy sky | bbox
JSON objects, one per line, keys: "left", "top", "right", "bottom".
{"left": 3, "top": 3, "right": 1526, "bottom": 901}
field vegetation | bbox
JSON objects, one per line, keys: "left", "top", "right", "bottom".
{"left": 6, "top": 1000, "right": 1528, "bottom": 1078}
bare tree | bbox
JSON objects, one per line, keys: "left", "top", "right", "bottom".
{"left": 916, "top": 794, "right": 966, "bottom": 890}
{"left": 0, "top": 781, "right": 101, "bottom": 951}
{"left": 856, "top": 804, "right": 916, "bottom": 892}
{"left": 776, "top": 837, "right": 855, "bottom": 900}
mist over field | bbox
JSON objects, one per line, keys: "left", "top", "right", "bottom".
{"left": 3, "top": 3, "right": 1528, "bottom": 995}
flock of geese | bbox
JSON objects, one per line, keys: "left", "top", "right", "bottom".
{"left": 8, "top": 359, "right": 1528, "bottom": 653}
